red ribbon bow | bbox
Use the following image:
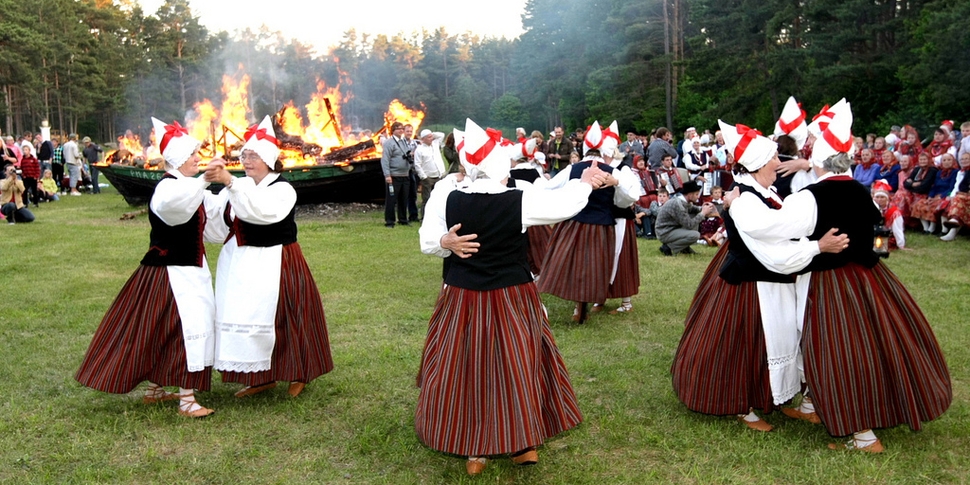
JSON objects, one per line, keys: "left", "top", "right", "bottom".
{"left": 821, "top": 127, "right": 853, "bottom": 154}
{"left": 603, "top": 128, "right": 620, "bottom": 144}
{"left": 733, "top": 124, "right": 762, "bottom": 163}
{"left": 812, "top": 105, "right": 835, "bottom": 132}
{"left": 244, "top": 124, "right": 279, "bottom": 147}
{"left": 465, "top": 128, "right": 503, "bottom": 165}
{"left": 778, "top": 104, "right": 806, "bottom": 135}
{"left": 521, "top": 142, "right": 534, "bottom": 159}
{"left": 160, "top": 121, "right": 188, "bottom": 154}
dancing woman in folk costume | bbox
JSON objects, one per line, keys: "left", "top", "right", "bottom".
{"left": 733, "top": 104, "right": 951, "bottom": 452}
{"left": 538, "top": 121, "right": 636, "bottom": 323}
{"left": 592, "top": 120, "right": 642, "bottom": 315}
{"left": 416, "top": 119, "right": 608, "bottom": 476}
{"left": 671, "top": 114, "right": 847, "bottom": 432}
{"left": 508, "top": 137, "right": 554, "bottom": 276}
{"left": 76, "top": 118, "right": 221, "bottom": 418}
{"left": 204, "top": 115, "right": 333, "bottom": 399}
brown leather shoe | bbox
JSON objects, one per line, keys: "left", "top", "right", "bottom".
{"left": 738, "top": 415, "right": 773, "bottom": 432}
{"left": 781, "top": 406, "right": 822, "bottom": 424}
{"left": 143, "top": 390, "right": 180, "bottom": 404}
{"left": 510, "top": 449, "right": 538, "bottom": 465}
{"left": 828, "top": 438, "right": 885, "bottom": 453}
{"left": 288, "top": 382, "right": 306, "bottom": 397}
{"left": 178, "top": 405, "right": 215, "bottom": 418}
{"left": 466, "top": 458, "right": 487, "bottom": 475}
{"left": 234, "top": 382, "right": 277, "bottom": 398}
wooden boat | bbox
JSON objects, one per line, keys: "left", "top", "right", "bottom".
{"left": 97, "top": 158, "right": 385, "bottom": 206}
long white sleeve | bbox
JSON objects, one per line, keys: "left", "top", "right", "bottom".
{"left": 522, "top": 180, "right": 593, "bottom": 226}
{"left": 612, "top": 165, "right": 639, "bottom": 208}
{"left": 729, "top": 189, "right": 818, "bottom": 240}
{"left": 224, "top": 173, "right": 297, "bottom": 224}
{"left": 203, "top": 189, "right": 230, "bottom": 244}
{"left": 736, "top": 231, "right": 820, "bottom": 274}
{"left": 418, "top": 181, "right": 457, "bottom": 258}
{"left": 150, "top": 172, "right": 207, "bottom": 226}
{"left": 892, "top": 214, "right": 906, "bottom": 248}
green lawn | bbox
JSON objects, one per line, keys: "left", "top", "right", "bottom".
{"left": 1, "top": 187, "right": 968, "bottom": 484}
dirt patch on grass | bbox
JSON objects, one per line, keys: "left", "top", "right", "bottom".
{"left": 295, "top": 202, "right": 383, "bottom": 220}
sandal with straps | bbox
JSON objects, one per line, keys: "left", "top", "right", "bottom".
{"left": 143, "top": 384, "right": 180, "bottom": 404}
{"left": 827, "top": 438, "right": 884, "bottom": 453}
{"left": 466, "top": 457, "right": 487, "bottom": 476}
{"left": 177, "top": 392, "right": 215, "bottom": 419}
{"left": 609, "top": 304, "right": 633, "bottom": 315}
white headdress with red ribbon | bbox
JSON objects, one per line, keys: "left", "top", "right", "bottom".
{"left": 807, "top": 98, "right": 846, "bottom": 137}
{"left": 810, "top": 100, "right": 854, "bottom": 168}
{"left": 241, "top": 115, "right": 280, "bottom": 169}
{"left": 600, "top": 120, "right": 621, "bottom": 159}
{"left": 872, "top": 179, "right": 892, "bottom": 197}
{"left": 717, "top": 120, "right": 777, "bottom": 172}
{"left": 583, "top": 121, "right": 605, "bottom": 157}
{"left": 459, "top": 118, "right": 510, "bottom": 182}
{"left": 151, "top": 117, "right": 201, "bottom": 169}
{"left": 773, "top": 96, "right": 808, "bottom": 149}
{"left": 511, "top": 137, "right": 538, "bottom": 162}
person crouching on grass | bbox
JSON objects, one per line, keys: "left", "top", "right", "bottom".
{"left": 76, "top": 118, "right": 221, "bottom": 418}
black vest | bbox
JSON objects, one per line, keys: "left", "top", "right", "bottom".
{"left": 798, "top": 177, "right": 881, "bottom": 273}
{"left": 141, "top": 174, "right": 207, "bottom": 267}
{"left": 225, "top": 176, "right": 298, "bottom": 248}
{"left": 443, "top": 190, "right": 532, "bottom": 291}
{"left": 719, "top": 185, "right": 795, "bottom": 285}
{"left": 569, "top": 160, "right": 616, "bottom": 225}
{"left": 510, "top": 166, "right": 541, "bottom": 184}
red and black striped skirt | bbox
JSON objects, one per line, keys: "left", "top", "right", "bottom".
{"left": 415, "top": 283, "right": 583, "bottom": 456}
{"left": 802, "top": 262, "right": 952, "bottom": 437}
{"left": 221, "top": 243, "right": 334, "bottom": 386}
{"left": 671, "top": 243, "right": 775, "bottom": 415}
{"left": 910, "top": 195, "right": 944, "bottom": 220}
{"left": 945, "top": 193, "right": 970, "bottom": 226}
{"left": 526, "top": 224, "right": 554, "bottom": 276}
{"left": 538, "top": 220, "right": 614, "bottom": 303}
{"left": 75, "top": 265, "right": 212, "bottom": 392}
{"left": 607, "top": 219, "right": 640, "bottom": 299}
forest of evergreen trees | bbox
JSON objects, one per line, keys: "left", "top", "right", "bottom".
{"left": 2, "top": 0, "right": 968, "bottom": 141}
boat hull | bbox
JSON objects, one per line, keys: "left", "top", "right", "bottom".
{"left": 98, "top": 159, "right": 385, "bottom": 205}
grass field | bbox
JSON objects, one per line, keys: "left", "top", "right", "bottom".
{"left": 1, "top": 187, "right": 968, "bottom": 484}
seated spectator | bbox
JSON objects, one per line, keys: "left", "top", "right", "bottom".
{"left": 698, "top": 185, "right": 725, "bottom": 246}
{"left": 634, "top": 187, "right": 669, "bottom": 238}
{"left": 20, "top": 144, "right": 41, "bottom": 207}
{"left": 1, "top": 165, "right": 36, "bottom": 223}
{"left": 852, "top": 136, "right": 865, "bottom": 164}
{"left": 959, "top": 121, "right": 970, "bottom": 161}
{"left": 871, "top": 136, "right": 888, "bottom": 160}
{"left": 941, "top": 152, "right": 970, "bottom": 241}
{"left": 38, "top": 169, "right": 60, "bottom": 202}
{"left": 655, "top": 181, "right": 716, "bottom": 256}
{"left": 852, "top": 148, "right": 881, "bottom": 188}
{"left": 892, "top": 154, "right": 915, "bottom": 217}
{"left": 926, "top": 128, "right": 956, "bottom": 167}
{"left": 656, "top": 154, "right": 683, "bottom": 194}
{"left": 878, "top": 151, "right": 901, "bottom": 191}
{"left": 910, "top": 152, "right": 956, "bottom": 233}
{"left": 633, "top": 156, "right": 658, "bottom": 207}
{"left": 872, "top": 180, "right": 906, "bottom": 250}
{"left": 897, "top": 127, "right": 923, "bottom": 160}
{"left": 901, "top": 152, "right": 937, "bottom": 228}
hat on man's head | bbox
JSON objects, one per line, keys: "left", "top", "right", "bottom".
{"left": 241, "top": 115, "right": 280, "bottom": 169}
{"left": 773, "top": 96, "right": 808, "bottom": 149}
{"left": 459, "top": 118, "right": 510, "bottom": 182}
{"left": 151, "top": 117, "right": 201, "bottom": 169}
{"left": 681, "top": 180, "right": 702, "bottom": 194}
{"left": 81, "top": 136, "right": 92, "bottom": 143}
{"left": 810, "top": 100, "right": 854, "bottom": 168}
{"left": 419, "top": 129, "right": 433, "bottom": 139}
{"left": 872, "top": 179, "right": 893, "bottom": 198}
{"left": 717, "top": 119, "right": 777, "bottom": 172}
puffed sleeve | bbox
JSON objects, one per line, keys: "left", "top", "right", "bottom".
{"left": 203, "top": 188, "right": 230, "bottom": 244}
{"left": 225, "top": 176, "right": 297, "bottom": 224}
{"left": 521, "top": 179, "right": 593, "bottom": 227}
{"left": 729, "top": 190, "right": 817, "bottom": 240}
{"left": 418, "top": 181, "right": 456, "bottom": 257}
{"left": 150, "top": 175, "right": 207, "bottom": 226}
{"left": 612, "top": 165, "right": 639, "bottom": 208}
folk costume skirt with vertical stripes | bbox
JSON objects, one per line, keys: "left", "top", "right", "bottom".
{"left": 607, "top": 219, "right": 640, "bottom": 299}
{"left": 945, "top": 193, "right": 970, "bottom": 226}
{"left": 526, "top": 224, "right": 554, "bottom": 276}
{"left": 538, "top": 220, "right": 615, "bottom": 303}
{"left": 671, "top": 243, "right": 775, "bottom": 415}
{"left": 910, "top": 195, "right": 945, "bottom": 221}
{"left": 415, "top": 282, "right": 583, "bottom": 456}
{"left": 220, "top": 243, "right": 334, "bottom": 386}
{"left": 802, "top": 262, "right": 952, "bottom": 437}
{"left": 76, "top": 265, "right": 212, "bottom": 392}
